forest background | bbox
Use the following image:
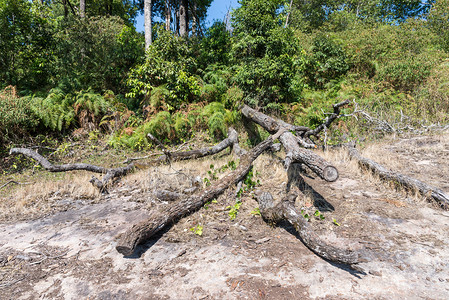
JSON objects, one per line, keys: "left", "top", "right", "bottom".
{"left": 1, "top": 0, "right": 449, "bottom": 158}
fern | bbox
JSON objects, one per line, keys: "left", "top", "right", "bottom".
{"left": 208, "top": 112, "right": 226, "bottom": 139}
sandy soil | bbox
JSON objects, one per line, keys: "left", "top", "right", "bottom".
{"left": 1, "top": 132, "right": 449, "bottom": 299}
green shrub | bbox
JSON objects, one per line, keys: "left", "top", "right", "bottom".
{"left": 143, "top": 111, "right": 174, "bottom": 141}
{"left": 0, "top": 86, "right": 39, "bottom": 144}
{"left": 208, "top": 112, "right": 227, "bottom": 139}
{"left": 126, "top": 27, "right": 200, "bottom": 111}
{"left": 428, "top": 0, "right": 449, "bottom": 52}
{"left": 303, "top": 34, "right": 350, "bottom": 88}
{"left": 29, "top": 89, "right": 76, "bottom": 131}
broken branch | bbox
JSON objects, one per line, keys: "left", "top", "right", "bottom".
{"left": 115, "top": 130, "right": 284, "bottom": 256}
{"left": 9, "top": 148, "right": 134, "bottom": 193}
{"left": 255, "top": 190, "right": 366, "bottom": 265}
{"left": 348, "top": 146, "right": 449, "bottom": 210}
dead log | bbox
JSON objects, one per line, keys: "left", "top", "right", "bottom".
{"left": 241, "top": 105, "right": 339, "bottom": 182}
{"left": 348, "top": 146, "right": 449, "bottom": 210}
{"left": 151, "top": 127, "right": 245, "bottom": 163}
{"left": 9, "top": 148, "right": 134, "bottom": 193}
{"left": 115, "top": 129, "right": 285, "bottom": 256}
{"left": 255, "top": 190, "right": 365, "bottom": 265}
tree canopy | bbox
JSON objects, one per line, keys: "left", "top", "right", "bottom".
{"left": 1, "top": 0, "right": 449, "bottom": 148}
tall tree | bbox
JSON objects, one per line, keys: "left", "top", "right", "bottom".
{"left": 80, "top": 0, "right": 85, "bottom": 17}
{"left": 179, "top": 0, "right": 188, "bottom": 37}
{"left": 165, "top": 0, "right": 170, "bottom": 30}
{"left": 144, "top": 0, "right": 152, "bottom": 49}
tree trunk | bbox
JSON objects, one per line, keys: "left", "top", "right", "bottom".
{"left": 191, "top": 1, "right": 197, "bottom": 36}
{"left": 285, "top": 0, "right": 293, "bottom": 27}
{"left": 165, "top": 0, "right": 171, "bottom": 31}
{"left": 348, "top": 146, "right": 449, "bottom": 210}
{"left": 116, "top": 130, "right": 284, "bottom": 256}
{"left": 179, "top": 0, "right": 188, "bottom": 37}
{"left": 63, "top": 0, "right": 68, "bottom": 17}
{"left": 80, "top": 0, "right": 86, "bottom": 18}
{"left": 241, "top": 105, "right": 339, "bottom": 182}
{"left": 255, "top": 190, "right": 366, "bottom": 265}
{"left": 144, "top": 0, "right": 153, "bottom": 49}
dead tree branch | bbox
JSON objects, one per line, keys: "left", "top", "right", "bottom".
{"left": 150, "top": 127, "right": 246, "bottom": 164}
{"left": 241, "top": 105, "right": 339, "bottom": 182}
{"left": 255, "top": 190, "right": 366, "bottom": 265}
{"left": 348, "top": 146, "right": 449, "bottom": 210}
{"left": 9, "top": 148, "right": 134, "bottom": 194}
{"left": 115, "top": 129, "right": 285, "bottom": 256}
{"left": 303, "top": 100, "right": 350, "bottom": 139}
{"left": 0, "top": 180, "right": 32, "bottom": 189}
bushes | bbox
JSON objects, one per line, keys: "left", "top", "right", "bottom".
{"left": 428, "top": 0, "right": 449, "bottom": 52}
{"left": 126, "top": 27, "right": 200, "bottom": 112}
{"left": 302, "top": 34, "right": 350, "bottom": 88}
{"left": 109, "top": 102, "right": 237, "bottom": 150}
{"left": 230, "top": 0, "right": 303, "bottom": 109}
{"left": 336, "top": 21, "right": 445, "bottom": 91}
{"left": 0, "top": 86, "right": 39, "bottom": 145}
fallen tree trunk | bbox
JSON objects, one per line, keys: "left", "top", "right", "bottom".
{"left": 255, "top": 190, "right": 366, "bottom": 265}
{"left": 9, "top": 148, "right": 134, "bottom": 193}
{"left": 348, "top": 146, "right": 449, "bottom": 210}
{"left": 241, "top": 105, "right": 339, "bottom": 182}
{"left": 115, "top": 129, "right": 285, "bottom": 256}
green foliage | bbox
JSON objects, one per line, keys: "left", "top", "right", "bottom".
{"left": 30, "top": 89, "right": 76, "bottom": 131}
{"left": 0, "top": 87, "right": 39, "bottom": 144}
{"left": 428, "top": 0, "right": 449, "bottom": 52}
{"left": 303, "top": 34, "right": 350, "bottom": 88}
{"left": 109, "top": 102, "right": 239, "bottom": 150}
{"left": 189, "top": 225, "right": 203, "bottom": 236}
{"left": 250, "top": 207, "right": 261, "bottom": 217}
{"left": 226, "top": 200, "right": 242, "bottom": 220}
{"left": 0, "top": 0, "right": 53, "bottom": 91}
{"left": 53, "top": 16, "right": 144, "bottom": 94}
{"left": 231, "top": 0, "right": 304, "bottom": 109}
{"left": 198, "top": 21, "right": 232, "bottom": 68}
{"left": 127, "top": 27, "right": 200, "bottom": 111}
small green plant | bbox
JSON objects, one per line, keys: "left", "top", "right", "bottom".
{"left": 314, "top": 210, "right": 325, "bottom": 220}
{"left": 203, "top": 199, "right": 218, "bottom": 209}
{"left": 226, "top": 200, "right": 242, "bottom": 220}
{"left": 301, "top": 209, "right": 310, "bottom": 221}
{"left": 250, "top": 207, "right": 261, "bottom": 217}
{"left": 332, "top": 218, "right": 341, "bottom": 226}
{"left": 190, "top": 225, "right": 204, "bottom": 236}
{"left": 204, "top": 161, "right": 237, "bottom": 187}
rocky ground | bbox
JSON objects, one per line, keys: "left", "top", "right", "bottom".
{"left": 0, "top": 132, "right": 448, "bottom": 299}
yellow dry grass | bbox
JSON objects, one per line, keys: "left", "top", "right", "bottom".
{"left": 0, "top": 172, "right": 98, "bottom": 221}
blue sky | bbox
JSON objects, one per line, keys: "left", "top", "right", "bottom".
{"left": 135, "top": 0, "right": 240, "bottom": 32}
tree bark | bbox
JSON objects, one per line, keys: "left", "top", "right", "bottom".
{"left": 241, "top": 105, "right": 339, "bottom": 182}
{"left": 191, "top": 1, "right": 197, "bottom": 36}
{"left": 285, "top": 0, "right": 293, "bottom": 27}
{"left": 348, "top": 146, "right": 449, "bottom": 210}
{"left": 144, "top": 0, "right": 153, "bottom": 49}
{"left": 165, "top": 0, "right": 171, "bottom": 31}
{"left": 255, "top": 190, "right": 366, "bottom": 265}
{"left": 115, "top": 130, "right": 284, "bottom": 256}
{"left": 179, "top": 0, "right": 188, "bottom": 37}
{"left": 80, "top": 0, "right": 86, "bottom": 18}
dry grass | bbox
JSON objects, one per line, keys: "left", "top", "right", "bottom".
{"left": 0, "top": 172, "right": 99, "bottom": 221}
